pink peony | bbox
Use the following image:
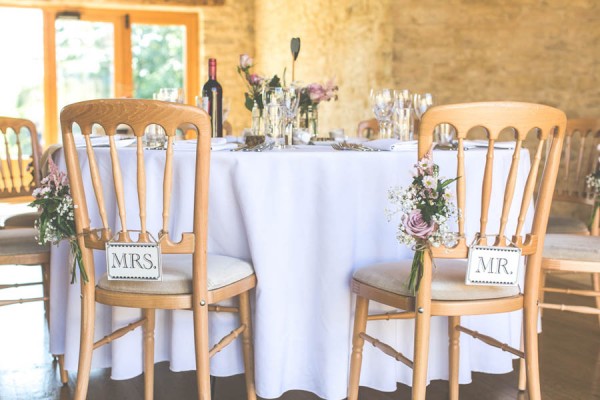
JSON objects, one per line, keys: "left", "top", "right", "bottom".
{"left": 402, "top": 209, "right": 435, "bottom": 239}
{"left": 239, "top": 54, "right": 253, "bottom": 69}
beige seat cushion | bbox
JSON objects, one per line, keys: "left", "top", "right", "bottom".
{"left": 353, "top": 259, "right": 520, "bottom": 301}
{"left": 543, "top": 234, "right": 600, "bottom": 262}
{"left": 98, "top": 254, "right": 254, "bottom": 295}
{"left": 3, "top": 211, "right": 41, "bottom": 228}
{"left": 0, "top": 228, "right": 49, "bottom": 256}
{"left": 546, "top": 216, "right": 589, "bottom": 234}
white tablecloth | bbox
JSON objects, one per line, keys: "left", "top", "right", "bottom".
{"left": 49, "top": 145, "right": 531, "bottom": 400}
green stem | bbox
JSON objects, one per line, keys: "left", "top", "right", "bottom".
{"left": 408, "top": 249, "right": 425, "bottom": 294}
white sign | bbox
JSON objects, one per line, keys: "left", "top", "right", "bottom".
{"left": 106, "top": 242, "right": 162, "bottom": 281}
{"left": 466, "top": 245, "right": 521, "bottom": 286}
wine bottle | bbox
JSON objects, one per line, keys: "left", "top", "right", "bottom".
{"left": 201, "top": 58, "right": 223, "bottom": 137}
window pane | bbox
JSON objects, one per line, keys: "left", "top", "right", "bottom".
{"left": 132, "top": 24, "right": 185, "bottom": 99}
{"left": 0, "top": 8, "right": 44, "bottom": 144}
{"left": 56, "top": 18, "right": 115, "bottom": 134}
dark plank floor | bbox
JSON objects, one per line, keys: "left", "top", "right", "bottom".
{"left": 0, "top": 269, "right": 598, "bottom": 400}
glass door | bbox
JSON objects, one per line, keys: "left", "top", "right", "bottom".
{"left": 43, "top": 8, "right": 198, "bottom": 144}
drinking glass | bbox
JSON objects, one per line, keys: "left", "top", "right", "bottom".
{"left": 282, "top": 86, "right": 300, "bottom": 147}
{"left": 157, "top": 87, "right": 184, "bottom": 103}
{"left": 262, "top": 86, "right": 285, "bottom": 147}
{"left": 370, "top": 88, "right": 394, "bottom": 139}
{"left": 145, "top": 92, "right": 167, "bottom": 149}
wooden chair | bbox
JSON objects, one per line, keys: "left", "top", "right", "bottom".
{"left": 347, "top": 102, "right": 566, "bottom": 400}
{"left": 60, "top": 99, "right": 257, "bottom": 400}
{"left": 357, "top": 118, "right": 379, "bottom": 139}
{"left": 0, "top": 116, "right": 49, "bottom": 326}
{"left": 539, "top": 119, "right": 600, "bottom": 325}
{"left": 546, "top": 118, "right": 600, "bottom": 235}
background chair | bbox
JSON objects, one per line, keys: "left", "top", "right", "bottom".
{"left": 546, "top": 118, "right": 600, "bottom": 235}
{"left": 0, "top": 116, "right": 49, "bottom": 324}
{"left": 539, "top": 122, "right": 600, "bottom": 324}
{"left": 356, "top": 118, "right": 379, "bottom": 139}
{"left": 347, "top": 102, "right": 566, "bottom": 400}
{"left": 60, "top": 99, "right": 257, "bottom": 400}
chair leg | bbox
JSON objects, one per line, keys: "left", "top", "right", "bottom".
{"left": 348, "top": 295, "right": 369, "bottom": 400}
{"left": 238, "top": 291, "right": 257, "bottom": 400}
{"left": 538, "top": 269, "right": 546, "bottom": 319}
{"left": 73, "top": 291, "right": 95, "bottom": 400}
{"left": 143, "top": 308, "right": 156, "bottom": 400}
{"left": 518, "top": 328, "right": 526, "bottom": 391}
{"left": 523, "top": 306, "right": 541, "bottom": 400}
{"left": 55, "top": 354, "right": 68, "bottom": 384}
{"left": 193, "top": 298, "right": 211, "bottom": 400}
{"left": 448, "top": 316, "right": 460, "bottom": 400}
{"left": 592, "top": 273, "right": 600, "bottom": 327}
{"left": 41, "top": 262, "right": 50, "bottom": 328}
{"left": 412, "top": 305, "right": 431, "bottom": 400}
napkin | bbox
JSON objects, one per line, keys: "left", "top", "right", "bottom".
{"left": 75, "top": 135, "right": 136, "bottom": 148}
{"left": 173, "top": 138, "right": 238, "bottom": 151}
{"left": 365, "top": 139, "right": 418, "bottom": 151}
{"left": 462, "top": 140, "right": 516, "bottom": 149}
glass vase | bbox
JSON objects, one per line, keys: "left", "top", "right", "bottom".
{"left": 299, "top": 105, "right": 319, "bottom": 138}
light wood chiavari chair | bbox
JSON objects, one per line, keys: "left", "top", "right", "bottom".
{"left": 0, "top": 116, "right": 57, "bottom": 358}
{"left": 60, "top": 99, "right": 257, "bottom": 400}
{"left": 347, "top": 102, "right": 566, "bottom": 400}
{"left": 357, "top": 118, "right": 379, "bottom": 139}
{"left": 539, "top": 118, "right": 600, "bottom": 325}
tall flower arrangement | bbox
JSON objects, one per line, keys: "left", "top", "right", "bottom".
{"left": 237, "top": 54, "right": 281, "bottom": 112}
{"left": 29, "top": 158, "right": 87, "bottom": 283}
{"left": 386, "top": 149, "right": 459, "bottom": 293}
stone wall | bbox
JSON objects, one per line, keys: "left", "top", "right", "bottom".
{"left": 240, "top": 0, "right": 600, "bottom": 136}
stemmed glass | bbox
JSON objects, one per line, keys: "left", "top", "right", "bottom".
{"left": 370, "top": 89, "right": 394, "bottom": 139}
{"left": 282, "top": 86, "right": 300, "bottom": 147}
{"left": 157, "top": 88, "right": 184, "bottom": 103}
{"left": 262, "top": 86, "right": 285, "bottom": 148}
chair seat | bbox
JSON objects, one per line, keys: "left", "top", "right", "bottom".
{"left": 98, "top": 254, "right": 254, "bottom": 295}
{"left": 543, "top": 234, "right": 600, "bottom": 262}
{"left": 353, "top": 259, "right": 520, "bottom": 301}
{"left": 2, "top": 211, "right": 41, "bottom": 228}
{"left": 546, "top": 216, "right": 589, "bottom": 234}
{"left": 0, "top": 228, "right": 49, "bottom": 256}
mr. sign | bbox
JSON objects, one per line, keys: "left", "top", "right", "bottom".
{"left": 466, "top": 245, "right": 521, "bottom": 286}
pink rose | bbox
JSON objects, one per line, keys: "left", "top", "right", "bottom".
{"left": 239, "top": 54, "right": 253, "bottom": 69}
{"left": 247, "top": 73, "right": 264, "bottom": 86}
{"left": 308, "top": 83, "right": 325, "bottom": 102}
{"left": 402, "top": 209, "right": 435, "bottom": 239}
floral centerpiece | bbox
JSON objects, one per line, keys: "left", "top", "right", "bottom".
{"left": 386, "top": 149, "right": 459, "bottom": 293}
{"left": 29, "top": 159, "right": 86, "bottom": 283}
{"left": 298, "top": 79, "right": 339, "bottom": 115}
{"left": 585, "top": 165, "right": 600, "bottom": 228}
{"left": 296, "top": 78, "right": 338, "bottom": 137}
{"left": 237, "top": 54, "right": 281, "bottom": 113}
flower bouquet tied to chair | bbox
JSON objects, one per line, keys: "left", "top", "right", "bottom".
{"left": 29, "top": 158, "right": 86, "bottom": 283}
{"left": 386, "top": 148, "right": 459, "bottom": 292}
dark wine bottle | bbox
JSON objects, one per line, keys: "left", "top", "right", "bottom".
{"left": 201, "top": 58, "right": 223, "bottom": 137}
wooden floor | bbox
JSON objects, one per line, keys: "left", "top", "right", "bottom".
{"left": 0, "top": 270, "right": 598, "bottom": 399}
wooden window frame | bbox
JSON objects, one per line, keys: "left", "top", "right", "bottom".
{"left": 1, "top": 4, "right": 199, "bottom": 145}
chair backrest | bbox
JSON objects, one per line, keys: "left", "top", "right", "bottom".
{"left": 554, "top": 118, "right": 600, "bottom": 205}
{"left": 0, "top": 116, "right": 42, "bottom": 199}
{"left": 418, "top": 102, "right": 566, "bottom": 299}
{"left": 357, "top": 118, "right": 379, "bottom": 138}
{"left": 60, "top": 99, "right": 211, "bottom": 292}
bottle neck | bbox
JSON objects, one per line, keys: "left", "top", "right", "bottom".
{"left": 208, "top": 59, "right": 217, "bottom": 80}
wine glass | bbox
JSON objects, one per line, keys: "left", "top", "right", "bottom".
{"left": 157, "top": 88, "right": 184, "bottom": 103}
{"left": 370, "top": 89, "right": 394, "bottom": 139}
{"left": 282, "top": 86, "right": 300, "bottom": 147}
